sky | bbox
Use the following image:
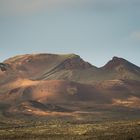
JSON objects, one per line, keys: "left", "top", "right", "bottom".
{"left": 0, "top": 0, "right": 140, "bottom": 67}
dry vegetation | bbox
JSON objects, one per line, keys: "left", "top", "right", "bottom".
{"left": 0, "top": 118, "right": 140, "bottom": 140}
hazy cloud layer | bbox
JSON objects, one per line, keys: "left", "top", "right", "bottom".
{"left": 131, "top": 31, "right": 140, "bottom": 41}
{"left": 0, "top": 0, "right": 140, "bottom": 16}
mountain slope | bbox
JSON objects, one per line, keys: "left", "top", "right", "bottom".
{"left": 1, "top": 54, "right": 140, "bottom": 84}
{"left": 0, "top": 53, "right": 140, "bottom": 117}
{"left": 2, "top": 53, "right": 97, "bottom": 82}
{"left": 101, "top": 56, "right": 140, "bottom": 81}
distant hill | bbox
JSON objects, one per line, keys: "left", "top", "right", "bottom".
{"left": 0, "top": 53, "right": 140, "bottom": 117}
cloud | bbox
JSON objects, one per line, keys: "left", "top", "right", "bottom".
{"left": 0, "top": 0, "right": 140, "bottom": 16}
{"left": 0, "top": 0, "right": 84, "bottom": 16}
{"left": 0, "top": 0, "right": 48, "bottom": 16}
{"left": 131, "top": 31, "right": 140, "bottom": 41}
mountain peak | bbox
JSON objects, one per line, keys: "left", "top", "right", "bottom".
{"left": 112, "top": 56, "right": 126, "bottom": 62}
{"left": 61, "top": 53, "right": 79, "bottom": 58}
{"left": 112, "top": 56, "right": 122, "bottom": 60}
{"left": 102, "top": 56, "right": 130, "bottom": 70}
{"left": 102, "top": 56, "right": 140, "bottom": 75}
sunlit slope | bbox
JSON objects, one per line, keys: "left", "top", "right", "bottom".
{"left": 0, "top": 53, "right": 140, "bottom": 117}
{"left": 101, "top": 56, "right": 140, "bottom": 81}
{"left": 1, "top": 54, "right": 140, "bottom": 84}
{"left": 2, "top": 53, "right": 98, "bottom": 83}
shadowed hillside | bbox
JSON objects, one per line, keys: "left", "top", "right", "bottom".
{"left": 0, "top": 53, "right": 140, "bottom": 118}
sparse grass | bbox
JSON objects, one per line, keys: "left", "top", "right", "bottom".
{"left": 60, "top": 53, "right": 79, "bottom": 59}
{"left": 0, "top": 119, "right": 140, "bottom": 140}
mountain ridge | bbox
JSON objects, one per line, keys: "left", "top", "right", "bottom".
{"left": 2, "top": 53, "right": 140, "bottom": 68}
{"left": 0, "top": 53, "right": 140, "bottom": 118}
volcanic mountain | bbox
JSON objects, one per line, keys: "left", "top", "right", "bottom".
{"left": 0, "top": 53, "right": 140, "bottom": 118}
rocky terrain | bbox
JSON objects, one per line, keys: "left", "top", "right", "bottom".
{"left": 0, "top": 53, "right": 140, "bottom": 120}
